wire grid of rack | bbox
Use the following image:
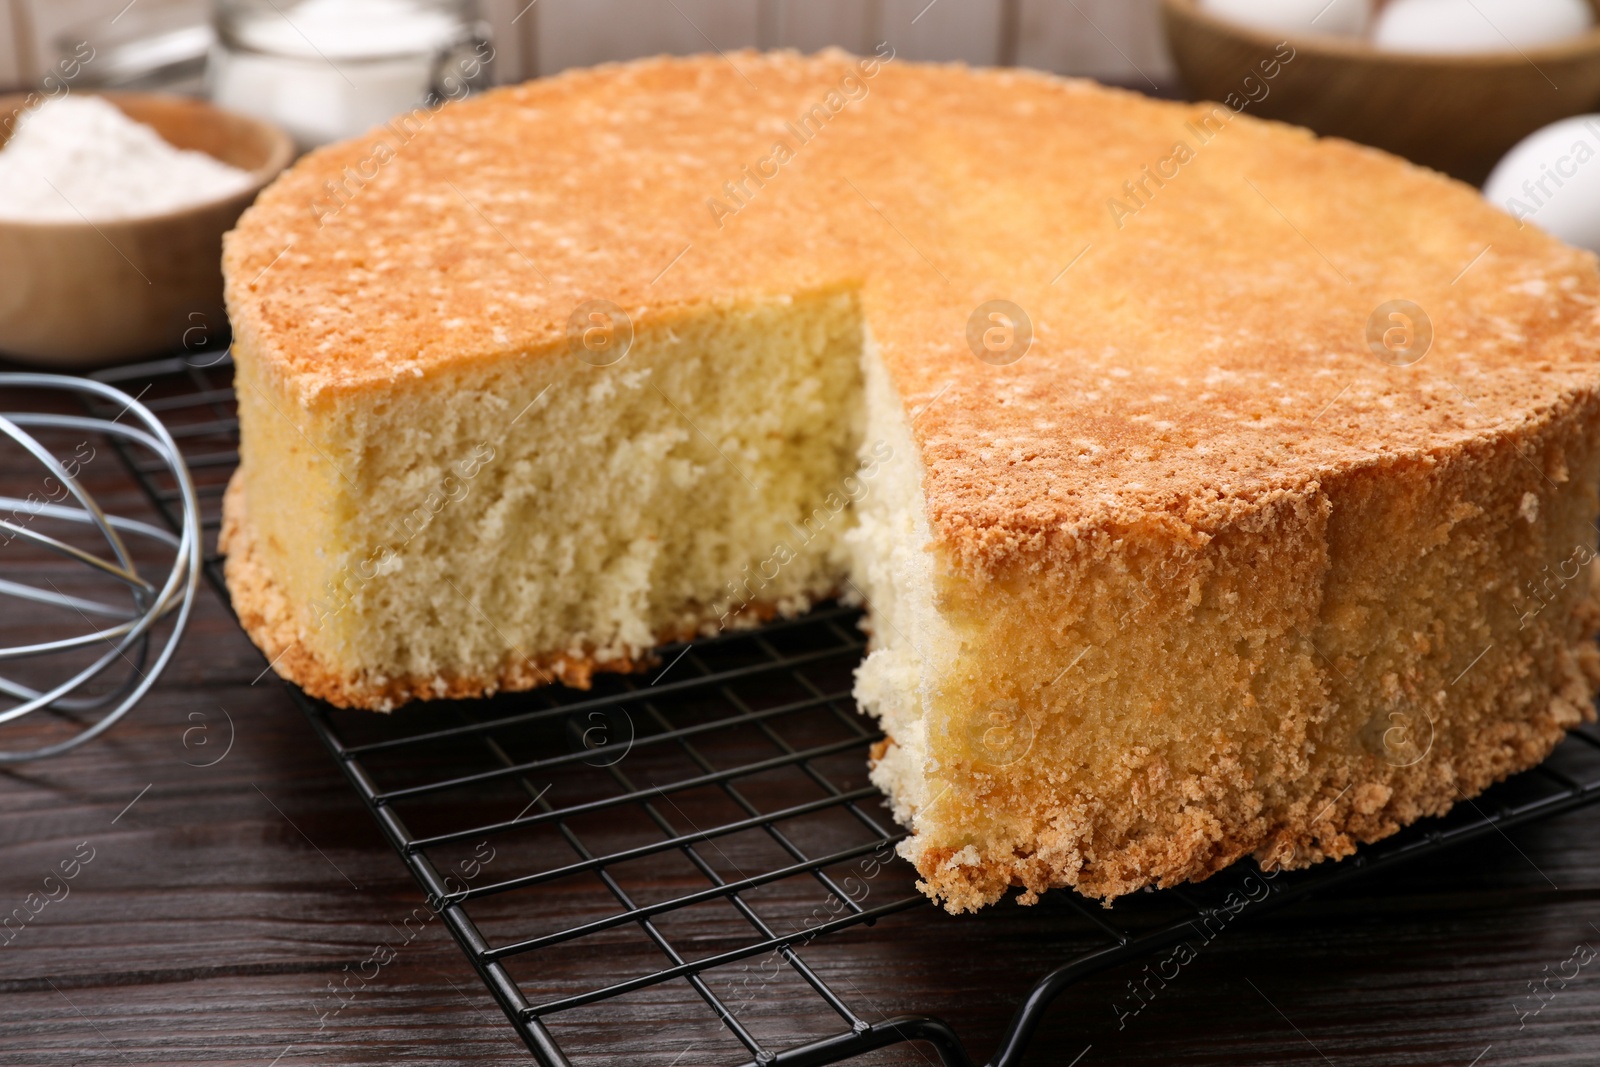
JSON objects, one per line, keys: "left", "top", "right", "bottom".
{"left": 82, "top": 350, "right": 1600, "bottom": 1067}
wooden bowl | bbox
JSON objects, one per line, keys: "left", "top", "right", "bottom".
{"left": 1160, "top": 0, "right": 1600, "bottom": 185}
{"left": 0, "top": 92, "right": 293, "bottom": 368}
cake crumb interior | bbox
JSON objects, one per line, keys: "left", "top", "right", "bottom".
{"left": 235, "top": 288, "right": 870, "bottom": 703}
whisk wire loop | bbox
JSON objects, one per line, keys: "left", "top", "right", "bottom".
{"left": 0, "top": 373, "right": 202, "bottom": 762}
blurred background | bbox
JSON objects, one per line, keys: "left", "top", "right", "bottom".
{"left": 5, "top": 0, "right": 1600, "bottom": 369}
{"left": 0, "top": 0, "right": 1170, "bottom": 95}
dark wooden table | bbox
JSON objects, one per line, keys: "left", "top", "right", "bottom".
{"left": 2, "top": 380, "right": 1599, "bottom": 1067}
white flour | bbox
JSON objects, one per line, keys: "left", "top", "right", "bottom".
{"left": 0, "top": 96, "right": 254, "bottom": 222}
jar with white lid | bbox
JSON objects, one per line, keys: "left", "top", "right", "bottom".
{"left": 208, "top": 0, "right": 492, "bottom": 149}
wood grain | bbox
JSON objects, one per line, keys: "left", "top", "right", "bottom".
{"left": 3, "top": 374, "right": 1600, "bottom": 1067}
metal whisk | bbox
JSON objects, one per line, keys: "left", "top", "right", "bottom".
{"left": 0, "top": 373, "right": 200, "bottom": 762}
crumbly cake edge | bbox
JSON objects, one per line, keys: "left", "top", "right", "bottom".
{"left": 869, "top": 429, "right": 1600, "bottom": 912}
{"left": 219, "top": 474, "right": 803, "bottom": 711}
{"left": 874, "top": 578, "right": 1600, "bottom": 912}
{"left": 894, "top": 620, "right": 1600, "bottom": 912}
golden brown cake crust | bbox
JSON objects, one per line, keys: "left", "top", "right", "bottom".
{"left": 224, "top": 50, "right": 1600, "bottom": 584}
{"left": 894, "top": 385, "right": 1600, "bottom": 908}
{"left": 913, "top": 620, "right": 1600, "bottom": 909}
{"left": 903, "top": 596, "right": 1600, "bottom": 910}
{"left": 221, "top": 51, "right": 1600, "bottom": 906}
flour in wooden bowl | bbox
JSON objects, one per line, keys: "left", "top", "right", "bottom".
{"left": 0, "top": 96, "right": 253, "bottom": 222}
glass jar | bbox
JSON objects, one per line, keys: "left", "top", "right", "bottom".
{"left": 55, "top": 0, "right": 213, "bottom": 96}
{"left": 208, "top": 0, "right": 493, "bottom": 149}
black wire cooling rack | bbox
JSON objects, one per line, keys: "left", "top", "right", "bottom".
{"left": 86, "top": 350, "right": 1600, "bottom": 1067}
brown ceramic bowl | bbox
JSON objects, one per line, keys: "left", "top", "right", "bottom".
{"left": 1161, "top": 0, "right": 1600, "bottom": 185}
{"left": 0, "top": 92, "right": 293, "bottom": 368}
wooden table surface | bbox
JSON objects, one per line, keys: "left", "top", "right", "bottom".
{"left": 3, "top": 380, "right": 1600, "bottom": 1067}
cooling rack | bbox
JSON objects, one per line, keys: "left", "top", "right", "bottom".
{"left": 86, "top": 350, "right": 1600, "bottom": 1067}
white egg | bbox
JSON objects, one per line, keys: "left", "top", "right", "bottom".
{"left": 1373, "top": 0, "right": 1593, "bottom": 53}
{"left": 1199, "top": 0, "right": 1371, "bottom": 37}
{"left": 1483, "top": 115, "right": 1600, "bottom": 253}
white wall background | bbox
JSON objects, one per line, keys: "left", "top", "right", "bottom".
{"left": 1, "top": 0, "right": 1173, "bottom": 91}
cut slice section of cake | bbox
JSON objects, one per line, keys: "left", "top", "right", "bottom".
{"left": 223, "top": 287, "right": 868, "bottom": 708}
{"left": 849, "top": 339, "right": 1600, "bottom": 908}
{"left": 222, "top": 51, "right": 1600, "bottom": 909}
